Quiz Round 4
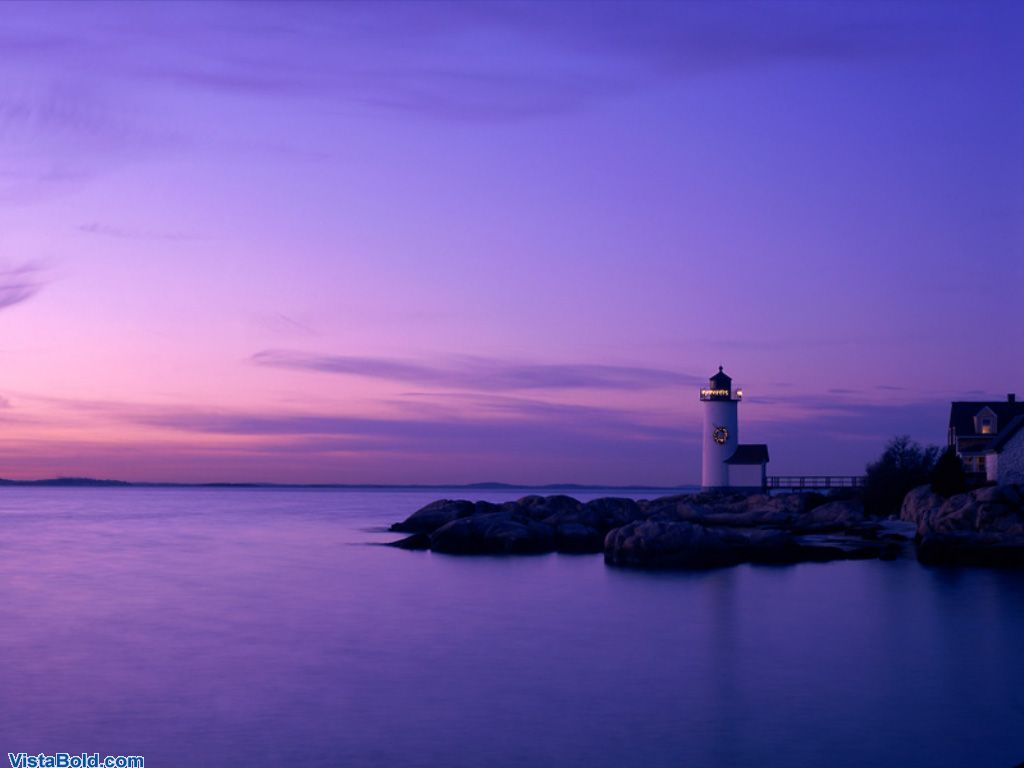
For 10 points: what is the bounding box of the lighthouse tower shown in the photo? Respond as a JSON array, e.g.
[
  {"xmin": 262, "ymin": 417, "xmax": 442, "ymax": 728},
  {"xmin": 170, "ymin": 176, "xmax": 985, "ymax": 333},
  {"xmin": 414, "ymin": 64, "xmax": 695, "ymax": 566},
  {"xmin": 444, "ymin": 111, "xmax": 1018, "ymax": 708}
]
[{"xmin": 700, "ymin": 366, "xmax": 741, "ymax": 489}]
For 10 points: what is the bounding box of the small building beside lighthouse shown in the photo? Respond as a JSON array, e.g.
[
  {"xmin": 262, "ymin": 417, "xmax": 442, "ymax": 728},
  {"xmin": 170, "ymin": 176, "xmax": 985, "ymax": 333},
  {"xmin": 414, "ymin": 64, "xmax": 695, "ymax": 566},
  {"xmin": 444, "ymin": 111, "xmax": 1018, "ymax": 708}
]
[{"xmin": 700, "ymin": 366, "xmax": 769, "ymax": 490}]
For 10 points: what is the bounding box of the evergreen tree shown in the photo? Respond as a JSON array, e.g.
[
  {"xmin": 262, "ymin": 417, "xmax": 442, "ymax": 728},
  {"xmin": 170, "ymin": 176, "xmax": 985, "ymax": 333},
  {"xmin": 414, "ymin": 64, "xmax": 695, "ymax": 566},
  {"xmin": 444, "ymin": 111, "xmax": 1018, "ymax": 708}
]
[{"xmin": 930, "ymin": 447, "xmax": 967, "ymax": 497}]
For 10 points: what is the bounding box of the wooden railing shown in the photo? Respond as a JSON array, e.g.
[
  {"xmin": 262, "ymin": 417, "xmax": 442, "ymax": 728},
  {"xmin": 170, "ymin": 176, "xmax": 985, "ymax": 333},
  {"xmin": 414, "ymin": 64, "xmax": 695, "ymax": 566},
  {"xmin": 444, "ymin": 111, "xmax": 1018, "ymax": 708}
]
[{"xmin": 766, "ymin": 476, "xmax": 865, "ymax": 489}]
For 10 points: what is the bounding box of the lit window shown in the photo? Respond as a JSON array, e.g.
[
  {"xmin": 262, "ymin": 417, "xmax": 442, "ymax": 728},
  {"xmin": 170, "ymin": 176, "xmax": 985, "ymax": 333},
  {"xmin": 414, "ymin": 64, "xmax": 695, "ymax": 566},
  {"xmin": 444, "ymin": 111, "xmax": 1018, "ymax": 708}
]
[{"xmin": 981, "ymin": 419, "xmax": 992, "ymax": 435}]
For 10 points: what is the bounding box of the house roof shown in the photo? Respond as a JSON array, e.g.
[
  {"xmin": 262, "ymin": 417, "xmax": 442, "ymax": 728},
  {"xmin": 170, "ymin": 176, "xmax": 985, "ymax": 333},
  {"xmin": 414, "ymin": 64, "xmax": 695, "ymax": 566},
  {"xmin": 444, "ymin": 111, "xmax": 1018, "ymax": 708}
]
[
  {"xmin": 948, "ymin": 400, "xmax": 1024, "ymax": 435},
  {"xmin": 990, "ymin": 415, "xmax": 1024, "ymax": 452},
  {"xmin": 725, "ymin": 444, "xmax": 769, "ymax": 465}
]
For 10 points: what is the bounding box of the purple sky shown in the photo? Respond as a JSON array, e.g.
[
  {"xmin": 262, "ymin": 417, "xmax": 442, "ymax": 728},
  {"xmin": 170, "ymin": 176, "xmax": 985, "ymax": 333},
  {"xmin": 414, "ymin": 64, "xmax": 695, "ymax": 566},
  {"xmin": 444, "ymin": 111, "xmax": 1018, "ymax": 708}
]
[{"xmin": 0, "ymin": 1, "xmax": 1021, "ymax": 484}]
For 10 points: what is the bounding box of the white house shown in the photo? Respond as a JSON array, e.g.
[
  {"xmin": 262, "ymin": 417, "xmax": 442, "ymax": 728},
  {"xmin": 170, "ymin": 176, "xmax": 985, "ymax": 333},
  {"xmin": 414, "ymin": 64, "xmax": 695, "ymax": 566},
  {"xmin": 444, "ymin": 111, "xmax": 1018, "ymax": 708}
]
[
  {"xmin": 985, "ymin": 415, "xmax": 1024, "ymax": 485},
  {"xmin": 699, "ymin": 366, "xmax": 769, "ymax": 490}
]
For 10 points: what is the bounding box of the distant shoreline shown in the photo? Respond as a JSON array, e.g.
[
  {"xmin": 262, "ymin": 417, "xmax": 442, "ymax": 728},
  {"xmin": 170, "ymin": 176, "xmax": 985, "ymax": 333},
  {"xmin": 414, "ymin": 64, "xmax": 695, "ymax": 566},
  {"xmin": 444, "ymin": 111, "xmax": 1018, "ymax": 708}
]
[{"xmin": 0, "ymin": 478, "xmax": 698, "ymax": 492}]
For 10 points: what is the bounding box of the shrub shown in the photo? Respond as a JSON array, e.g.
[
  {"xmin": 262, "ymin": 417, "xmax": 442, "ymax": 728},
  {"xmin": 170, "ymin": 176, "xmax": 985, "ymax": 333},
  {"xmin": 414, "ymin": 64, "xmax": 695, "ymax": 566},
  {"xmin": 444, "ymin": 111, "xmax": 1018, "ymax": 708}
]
[
  {"xmin": 863, "ymin": 435, "xmax": 939, "ymax": 516},
  {"xmin": 930, "ymin": 447, "xmax": 967, "ymax": 497}
]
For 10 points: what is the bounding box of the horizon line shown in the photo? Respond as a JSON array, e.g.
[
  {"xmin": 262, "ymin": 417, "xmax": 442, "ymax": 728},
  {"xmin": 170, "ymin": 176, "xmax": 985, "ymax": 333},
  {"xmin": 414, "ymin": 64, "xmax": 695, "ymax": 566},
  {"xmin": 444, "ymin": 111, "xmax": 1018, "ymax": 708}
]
[{"xmin": 0, "ymin": 477, "xmax": 699, "ymax": 491}]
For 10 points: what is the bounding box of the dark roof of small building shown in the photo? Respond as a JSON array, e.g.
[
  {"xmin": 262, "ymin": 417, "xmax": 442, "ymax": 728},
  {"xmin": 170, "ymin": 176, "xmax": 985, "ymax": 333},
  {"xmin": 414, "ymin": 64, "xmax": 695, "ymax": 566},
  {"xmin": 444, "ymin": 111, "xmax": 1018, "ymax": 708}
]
[
  {"xmin": 991, "ymin": 415, "xmax": 1024, "ymax": 452},
  {"xmin": 725, "ymin": 444, "xmax": 769, "ymax": 465},
  {"xmin": 709, "ymin": 366, "xmax": 732, "ymax": 389},
  {"xmin": 948, "ymin": 399, "xmax": 1024, "ymax": 435}
]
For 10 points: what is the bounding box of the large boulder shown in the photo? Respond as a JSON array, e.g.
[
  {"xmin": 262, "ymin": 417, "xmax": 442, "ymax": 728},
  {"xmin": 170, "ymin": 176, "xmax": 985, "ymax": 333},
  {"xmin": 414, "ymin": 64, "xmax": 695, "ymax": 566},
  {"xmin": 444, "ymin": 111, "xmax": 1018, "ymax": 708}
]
[
  {"xmin": 603, "ymin": 520, "xmax": 795, "ymax": 569},
  {"xmin": 390, "ymin": 499, "xmax": 477, "ymax": 534},
  {"xmin": 390, "ymin": 494, "xmax": 637, "ymax": 553},
  {"xmin": 638, "ymin": 491, "xmax": 822, "ymax": 524},
  {"xmin": 689, "ymin": 489, "xmax": 762, "ymax": 507},
  {"xmin": 684, "ymin": 505, "xmax": 781, "ymax": 528},
  {"xmin": 904, "ymin": 484, "xmax": 1024, "ymax": 566},
  {"xmin": 579, "ymin": 497, "xmax": 645, "ymax": 528},
  {"xmin": 387, "ymin": 532, "xmax": 431, "ymax": 550},
  {"xmin": 645, "ymin": 500, "xmax": 715, "ymax": 524},
  {"xmin": 739, "ymin": 492, "xmax": 828, "ymax": 518},
  {"xmin": 429, "ymin": 513, "xmax": 555, "ymax": 555},
  {"xmin": 916, "ymin": 485, "xmax": 1024, "ymax": 537},
  {"xmin": 538, "ymin": 496, "xmax": 644, "ymax": 530},
  {"xmin": 642, "ymin": 493, "xmax": 725, "ymax": 520},
  {"xmin": 793, "ymin": 500, "xmax": 867, "ymax": 533},
  {"xmin": 604, "ymin": 520, "xmax": 744, "ymax": 569},
  {"xmin": 650, "ymin": 494, "xmax": 860, "ymax": 533},
  {"xmin": 793, "ymin": 533, "xmax": 903, "ymax": 562},
  {"xmin": 900, "ymin": 485, "xmax": 944, "ymax": 527},
  {"xmin": 514, "ymin": 494, "xmax": 583, "ymax": 522}
]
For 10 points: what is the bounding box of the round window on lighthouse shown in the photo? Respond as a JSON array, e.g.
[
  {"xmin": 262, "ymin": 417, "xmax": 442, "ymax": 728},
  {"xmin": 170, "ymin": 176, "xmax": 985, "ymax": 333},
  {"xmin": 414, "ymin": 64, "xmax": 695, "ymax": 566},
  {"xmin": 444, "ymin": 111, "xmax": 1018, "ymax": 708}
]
[{"xmin": 713, "ymin": 426, "xmax": 729, "ymax": 445}]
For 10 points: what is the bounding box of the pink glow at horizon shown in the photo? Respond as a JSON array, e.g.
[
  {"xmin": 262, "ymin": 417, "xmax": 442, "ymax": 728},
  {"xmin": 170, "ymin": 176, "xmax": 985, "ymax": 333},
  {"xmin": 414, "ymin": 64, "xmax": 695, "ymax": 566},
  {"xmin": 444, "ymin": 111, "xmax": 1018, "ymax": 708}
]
[{"xmin": 0, "ymin": 1, "xmax": 1021, "ymax": 484}]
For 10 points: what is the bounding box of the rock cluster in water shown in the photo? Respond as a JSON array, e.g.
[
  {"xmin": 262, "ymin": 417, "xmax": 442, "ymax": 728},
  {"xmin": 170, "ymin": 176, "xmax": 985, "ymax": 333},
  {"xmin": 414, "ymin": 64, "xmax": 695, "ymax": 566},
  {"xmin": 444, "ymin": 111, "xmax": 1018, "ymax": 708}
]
[
  {"xmin": 900, "ymin": 484, "xmax": 1024, "ymax": 566},
  {"xmin": 389, "ymin": 491, "xmax": 915, "ymax": 569}
]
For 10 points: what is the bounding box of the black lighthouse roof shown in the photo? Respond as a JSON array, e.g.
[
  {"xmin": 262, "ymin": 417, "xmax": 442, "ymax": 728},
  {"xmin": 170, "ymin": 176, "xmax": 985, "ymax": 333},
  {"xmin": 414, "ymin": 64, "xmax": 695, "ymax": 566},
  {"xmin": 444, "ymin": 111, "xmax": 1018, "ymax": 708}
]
[{"xmin": 709, "ymin": 366, "xmax": 732, "ymax": 389}]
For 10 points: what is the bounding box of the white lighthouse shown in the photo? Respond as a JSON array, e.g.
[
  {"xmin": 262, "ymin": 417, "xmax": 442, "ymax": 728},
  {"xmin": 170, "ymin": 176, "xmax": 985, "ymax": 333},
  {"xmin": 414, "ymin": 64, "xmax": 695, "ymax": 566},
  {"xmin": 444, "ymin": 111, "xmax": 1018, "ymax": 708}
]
[
  {"xmin": 701, "ymin": 366, "xmax": 740, "ymax": 488},
  {"xmin": 699, "ymin": 366, "xmax": 770, "ymax": 490}
]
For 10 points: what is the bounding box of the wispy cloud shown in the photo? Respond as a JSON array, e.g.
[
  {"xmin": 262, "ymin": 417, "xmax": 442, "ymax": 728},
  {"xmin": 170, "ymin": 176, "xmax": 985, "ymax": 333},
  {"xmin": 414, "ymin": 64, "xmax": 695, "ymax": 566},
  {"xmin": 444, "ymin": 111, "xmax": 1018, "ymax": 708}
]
[
  {"xmin": 24, "ymin": 388, "xmax": 688, "ymax": 443},
  {"xmin": 129, "ymin": 406, "xmax": 683, "ymax": 446},
  {"xmin": 8, "ymin": 391, "xmax": 694, "ymax": 483},
  {"xmin": 143, "ymin": 2, "xmax": 921, "ymax": 124},
  {"xmin": 0, "ymin": 265, "xmax": 45, "ymax": 311},
  {"xmin": 251, "ymin": 349, "xmax": 701, "ymax": 391},
  {"xmin": 269, "ymin": 313, "xmax": 317, "ymax": 336},
  {"xmin": 743, "ymin": 391, "xmax": 949, "ymax": 441},
  {"xmin": 0, "ymin": 0, "xmax": 964, "ymax": 213},
  {"xmin": 9, "ymin": 385, "xmax": 952, "ymax": 481},
  {"xmin": 0, "ymin": 2, "xmax": 933, "ymax": 134},
  {"xmin": 77, "ymin": 222, "xmax": 202, "ymax": 241}
]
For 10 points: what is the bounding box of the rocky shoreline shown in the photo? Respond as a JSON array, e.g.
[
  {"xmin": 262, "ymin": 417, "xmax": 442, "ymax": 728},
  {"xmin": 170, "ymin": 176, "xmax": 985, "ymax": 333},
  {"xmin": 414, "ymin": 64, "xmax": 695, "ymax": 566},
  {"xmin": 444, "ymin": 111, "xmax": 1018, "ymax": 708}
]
[
  {"xmin": 899, "ymin": 483, "xmax": 1024, "ymax": 566},
  {"xmin": 389, "ymin": 491, "xmax": 915, "ymax": 568},
  {"xmin": 388, "ymin": 484, "xmax": 1024, "ymax": 569}
]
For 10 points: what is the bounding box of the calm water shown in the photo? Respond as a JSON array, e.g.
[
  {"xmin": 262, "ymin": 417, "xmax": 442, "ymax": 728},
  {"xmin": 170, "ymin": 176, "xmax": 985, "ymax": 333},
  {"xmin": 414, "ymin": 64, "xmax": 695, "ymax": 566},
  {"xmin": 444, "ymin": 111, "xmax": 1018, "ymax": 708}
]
[{"xmin": 0, "ymin": 487, "xmax": 1022, "ymax": 767}]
